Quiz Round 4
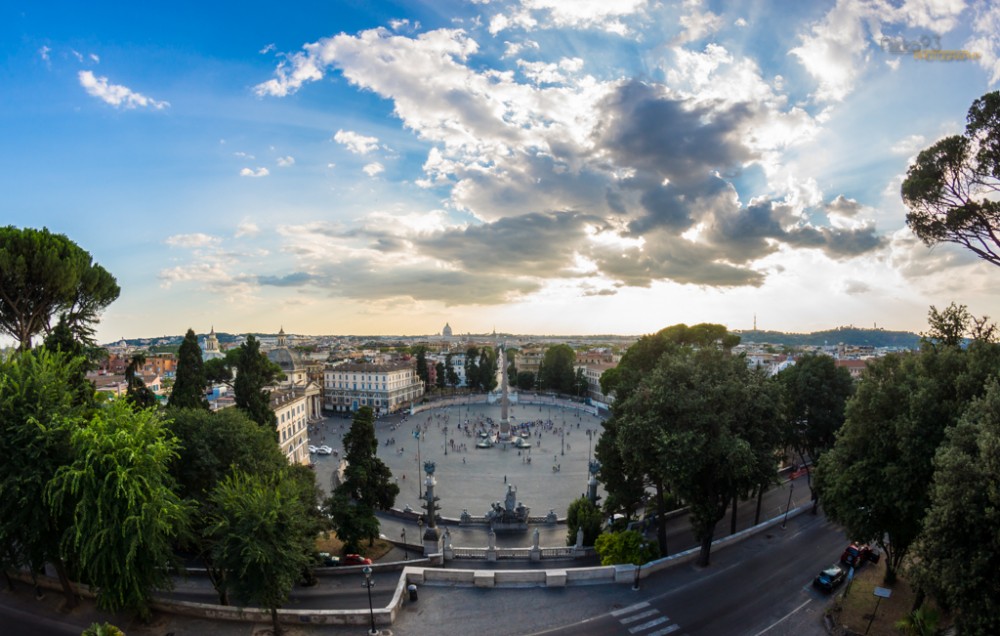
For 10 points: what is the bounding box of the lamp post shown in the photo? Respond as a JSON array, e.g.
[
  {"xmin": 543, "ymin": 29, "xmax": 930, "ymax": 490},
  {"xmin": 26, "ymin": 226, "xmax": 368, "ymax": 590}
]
[
  {"xmin": 782, "ymin": 482, "xmax": 794, "ymax": 529},
  {"xmin": 401, "ymin": 527, "xmax": 407, "ymax": 560},
  {"xmin": 362, "ymin": 565, "xmax": 377, "ymax": 635},
  {"xmin": 561, "ymin": 426, "xmax": 565, "ymax": 456},
  {"xmin": 633, "ymin": 542, "xmax": 647, "ymax": 591},
  {"xmin": 417, "ymin": 516, "xmax": 424, "ymax": 556}
]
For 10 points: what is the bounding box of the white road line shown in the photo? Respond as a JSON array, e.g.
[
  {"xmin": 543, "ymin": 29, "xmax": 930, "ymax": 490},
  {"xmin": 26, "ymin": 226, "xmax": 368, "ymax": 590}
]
[
  {"xmin": 620, "ymin": 609, "xmax": 660, "ymax": 624},
  {"xmin": 630, "ymin": 616, "xmax": 669, "ymax": 633},
  {"xmin": 752, "ymin": 598, "xmax": 812, "ymax": 636},
  {"xmin": 611, "ymin": 602, "xmax": 650, "ymax": 617},
  {"xmin": 647, "ymin": 625, "xmax": 681, "ymax": 636}
]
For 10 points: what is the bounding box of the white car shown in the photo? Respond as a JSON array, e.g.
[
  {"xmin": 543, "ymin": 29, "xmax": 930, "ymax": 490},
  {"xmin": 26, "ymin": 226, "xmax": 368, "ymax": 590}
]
[
  {"xmin": 308, "ymin": 445, "xmax": 318, "ymax": 454},
  {"xmin": 317, "ymin": 445, "xmax": 333, "ymax": 455}
]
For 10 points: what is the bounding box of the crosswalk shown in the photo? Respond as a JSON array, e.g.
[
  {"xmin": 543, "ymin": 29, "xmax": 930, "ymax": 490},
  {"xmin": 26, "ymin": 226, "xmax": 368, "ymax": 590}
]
[{"xmin": 610, "ymin": 601, "xmax": 684, "ymax": 635}]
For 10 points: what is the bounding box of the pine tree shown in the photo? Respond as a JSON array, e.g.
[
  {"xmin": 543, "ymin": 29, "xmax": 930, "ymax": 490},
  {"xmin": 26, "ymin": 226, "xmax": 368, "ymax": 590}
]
[
  {"xmin": 234, "ymin": 335, "xmax": 277, "ymax": 428},
  {"xmin": 171, "ymin": 328, "xmax": 209, "ymax": 409}
]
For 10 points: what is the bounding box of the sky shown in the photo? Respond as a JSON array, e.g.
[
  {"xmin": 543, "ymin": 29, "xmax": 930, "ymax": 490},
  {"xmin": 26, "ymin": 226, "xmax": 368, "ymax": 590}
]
[{"xmin": 3, "ymin": 0, "xmax": 1000, "ymax": 343}]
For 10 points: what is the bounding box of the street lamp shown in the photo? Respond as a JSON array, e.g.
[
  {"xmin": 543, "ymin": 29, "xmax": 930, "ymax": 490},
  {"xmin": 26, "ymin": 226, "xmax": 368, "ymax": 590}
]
[
  {"xmin": 401, "ymin": 527, "xmax": 407, "ymax": 560},
  {"xmin": 417, "ymin": 516, "xmax": 424, "ymax": 555},
  {"xmin": 633, "ymin": 542, "xmax": 648, "ymax": 591},
  {"xmin": 362, "ymin": 565, "xmax": 377, "ymax": 635},
  {"xmin": 561, "ymin": 426, "xmax": 565, "ymax": 456},
  {"xmin": 782, "ymin": 482, "xmax": 794, "ymax": 529}
]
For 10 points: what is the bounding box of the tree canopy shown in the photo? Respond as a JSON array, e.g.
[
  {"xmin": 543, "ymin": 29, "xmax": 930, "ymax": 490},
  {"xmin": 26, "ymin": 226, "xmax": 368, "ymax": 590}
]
[
  {"xmin": 0, "ymin": 226, "xmax": 119, "ymax": 350},
  {"xmin": 234, "ymin": 335, "xmax": 279, "ymax": 428},
  {"xmin": 538, "ymin": 344, "xmax": 576, "ymax": 394},
  {"xmin": 902, "ymin": 91, "xmax": 1000, "ymax": 268},
  {"xmin": 171, "ymin": 328, "xmax": 209, "ymax": 409},
  {"xmin": 911, "ymin": 379, "xmax": 1000, "ymax": 635}
]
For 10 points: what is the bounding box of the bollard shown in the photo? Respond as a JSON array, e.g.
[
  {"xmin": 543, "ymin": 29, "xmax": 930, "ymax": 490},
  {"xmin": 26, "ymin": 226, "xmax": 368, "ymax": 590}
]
[{"xmin": 408, "ymin": 584, "xmax": 418, "ymax": 601}]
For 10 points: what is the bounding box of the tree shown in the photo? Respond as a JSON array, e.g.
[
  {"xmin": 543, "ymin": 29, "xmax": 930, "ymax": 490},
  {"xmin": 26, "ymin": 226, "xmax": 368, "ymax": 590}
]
[
  {"xmin": 43, "ymin": 315, "xmax": 101, "ymax": 407},
  {"xmin": 125, "ymin": 352, "xmax": 157, "ymax": 409},
  {"xmin": 902, "ymin": 91, "xmax": 1000, "ymax": 268},
  {"xmin": 574, "ymin": 367, "xmax": 589, "ymax": 397},
  {"xmin": 465, "ymin": 347, "xmax": 480, "ymax": 390},
  {"xmin": 516, "ymin": 370, "xmax": 536, "ymax": 391},
  {"xmin": 435, "ymin": 361, "xmax": 446, "ymax": 389},
  {"xmin": 910, "ymin": 379, "xmax": 1000, "ymax": 635},
  {"xmin": 46, "ymin": 400, "xmax": 191, "ymax": 619},
  {"xmin": 776, "ymin": 353, "xmax": 854, "ymax": 511},
  {"xmin": 445, "ymin": 353, "xmax": 459, "ymax": 388},
  {"xmin": 234, "ymin": 335, "xmax": 278, "ymax": 428},
  {"xmin": 415, "ymin": 347, "xmax": 429, "ymax": 385},
  {"xmin": 817, "ymin": 333, "xmax": 1000, "ymax": 583},
  {"xmin": 615, "ymin": 346, "xmax": 782, "ymax": 565},
  {"xmin": 0, "ymin": 348, "xmax": 85, "ymax": 608},
  {"xmin": 171, "ymin": 328, "xmax": 209, "ymax": 409},
  {"xmin": 477, "ymin": 347, "xmax": 498, "ymax": 392},
  {"xmin": 538, "ymin": 344, "xmax": 575, "ymax": 393},
  {"xmin": 329, "ymin": 407, "xmax": 399, "ymax": 547},
  {"xmin": 565, "ymin": 497, "xmax": 603, "ymax": 546},
  {"xmin": 594, "ymin": 530, "xmax": 659, "ymax": 566},
  {"xmin": 0, "ymin": 226, "xmax": 120, "ymax": 350},
  {"xmin": 207, "ymin": 470, "xmax": 314, "ymax": 636}
]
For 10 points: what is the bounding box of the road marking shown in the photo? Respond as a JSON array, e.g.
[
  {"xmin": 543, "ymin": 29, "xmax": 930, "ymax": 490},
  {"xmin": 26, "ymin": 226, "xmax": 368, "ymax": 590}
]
[
  {"xmin": 752, "ymin": 597, "xmax": 812, "ymax": 636},
  {"xmin": 611, "ymin": 602, "xmax": 650, "ymax": 617},
  {"xmin": 620, "ymin": 609, "xmax": 660, "ymax": 624},
  {"xmin": 630, "ymin": 616, "xmax": 669, "ymax": 633},
  {"xmin": 647, "ymin": 626, "xmax": 681, "ymax": 636}
]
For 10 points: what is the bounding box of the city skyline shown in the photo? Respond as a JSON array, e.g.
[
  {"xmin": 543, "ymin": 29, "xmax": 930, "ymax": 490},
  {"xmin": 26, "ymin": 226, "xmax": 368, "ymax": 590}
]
[{"xmin": 3, "ymin": 1, "xmax": 999, "ymax": 344}]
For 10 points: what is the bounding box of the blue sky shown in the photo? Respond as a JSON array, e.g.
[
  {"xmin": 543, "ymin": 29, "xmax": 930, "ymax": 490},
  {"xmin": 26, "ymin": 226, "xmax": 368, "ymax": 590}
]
[{"xmin": 3, "ymin": 0, "xmax": 999, "ymax": 343}]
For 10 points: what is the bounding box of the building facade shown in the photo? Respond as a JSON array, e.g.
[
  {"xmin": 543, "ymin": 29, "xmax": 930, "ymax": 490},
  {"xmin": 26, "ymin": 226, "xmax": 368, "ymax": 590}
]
[
  {"xmin": 323, "ymin": 361, "xmax": 424, "ymax": 414},
  {"xmin": 272, "ymin": 388, "xmax": 311, "ymax": 466}
]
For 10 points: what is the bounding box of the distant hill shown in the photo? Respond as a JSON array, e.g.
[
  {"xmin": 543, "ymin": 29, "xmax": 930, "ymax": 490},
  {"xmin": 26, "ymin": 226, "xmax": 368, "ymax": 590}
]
[{"xmin": 734, "ymin": 327, "xmax": 920, "ymax": 349}]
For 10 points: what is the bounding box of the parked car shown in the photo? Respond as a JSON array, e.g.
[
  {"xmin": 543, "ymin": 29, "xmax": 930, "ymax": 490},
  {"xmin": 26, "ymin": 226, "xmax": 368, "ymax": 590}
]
[
  {"xmin": 341, "ymin": 554, "xmax": 372, "ymax": 566},
  {"xmin": 308, "ymin": 445, "xmax": 318, "ymax": 454},
  {"xmin": 317, "ymin": 552, "xmax": 340, "ymax": 567},
  {"xmin": 813, "ymin": 564, "xmax": 846, "ymax": 592},
  {"xmin": 840, "ymin": 543, "xmax": 879, "ymax": 568},
  {"xmin": 316, "ymin": 445, "xmax": 333, "ymax": 455}
]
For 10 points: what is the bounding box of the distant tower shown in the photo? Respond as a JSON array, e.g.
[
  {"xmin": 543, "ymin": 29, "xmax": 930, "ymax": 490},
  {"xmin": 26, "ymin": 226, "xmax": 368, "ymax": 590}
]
[
  {"xmin": 204, "ymin": 326, "xmax": 219, "ymax": 354},
  {"xmin": 442, "ymin": 322, "xmax": 453, "ymax": 338},
  {"xmin": 753, "ymin": 314, "xmax": 757, "ymax": 331},
  {"xmin": 277, "ymin": 326, "xmax": 287, "ymax": 347}
]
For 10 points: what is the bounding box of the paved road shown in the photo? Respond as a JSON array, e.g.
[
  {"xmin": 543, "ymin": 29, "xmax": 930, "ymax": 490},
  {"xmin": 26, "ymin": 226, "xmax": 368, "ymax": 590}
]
[{"xmin": 391, "ymin": 511, "xmax": 845, "ymax": 636}]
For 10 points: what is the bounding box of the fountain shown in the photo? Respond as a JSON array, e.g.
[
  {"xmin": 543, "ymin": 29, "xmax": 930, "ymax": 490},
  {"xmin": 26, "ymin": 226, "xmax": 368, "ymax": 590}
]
[{"xmin": 484, "ymin": 484, "xmax": 530, "ymax": 532}]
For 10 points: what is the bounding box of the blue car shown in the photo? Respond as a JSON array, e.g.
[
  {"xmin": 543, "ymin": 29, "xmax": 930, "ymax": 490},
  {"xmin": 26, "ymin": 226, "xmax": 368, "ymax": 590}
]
[{"xmin": 813, "ymin": 564, "xmax": 846, "ymax": 592}]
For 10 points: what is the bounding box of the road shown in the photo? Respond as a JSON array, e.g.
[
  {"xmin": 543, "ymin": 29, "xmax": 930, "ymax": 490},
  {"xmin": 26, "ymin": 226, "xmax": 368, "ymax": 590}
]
[{"xmin": 392, "ymin": 510, "xmax": 845, "ymax": 636}]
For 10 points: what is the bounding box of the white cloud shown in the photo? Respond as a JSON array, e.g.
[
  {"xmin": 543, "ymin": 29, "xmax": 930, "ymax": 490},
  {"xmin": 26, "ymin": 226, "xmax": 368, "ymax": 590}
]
[
  {"xmin": 39, "ymin": 46, "xmax": 51, "ymax": 65},
  {"xmin": 260, "ymin": 43, "xmax": 276, "ymax": 54},
  {"xmin": 965, "ymin": 0, "xmax": 1000, "ymax": 84},
  {"xmin": 72, "ymin": 50, "xmax": 83, "ymax": 62},
  {"xmin": 165, "ymin": 233, "xmax": 220, "ymax": 248},
  {"xmin": 90, "ymin": 53, "xmax": 100, "ymax": 63},
  {"xmin": 789, "ymin": 0, "xmax": 872, "ymax": 102},
  {"xmin": 276, "ymin": 155, "xmax": 295, "ymax": 167},
  {"xmin": 333, "ymin": 129, "xmax": 380, "ymax": 154},
  {"xmin": 236, "ymin": 221, "xmax": 260, "ymax": 237},
  {"xmin": 504, "ymin": 0, "xmax": 649, "ymax": 35},
  {"xmin": 233, "ymin": 151, "xmax": 255, "ymax": 159},
  {"xmin": 890, "ymin": 133, "xmax": 927, "ymax": 155},
  {"xmin": 240, "ymin": 167, "xmax": 270, "ymax": 177},
  {"xmin": 78, "ymin": 70, "xmax": 169, "ymax": 109},
  {"xmin": 674, "ymin": 0, "xmax": 725, "ymax": 45},
  {"xmin": 363, "ymin": 162, "xmax": 385, "ymax": 177}
]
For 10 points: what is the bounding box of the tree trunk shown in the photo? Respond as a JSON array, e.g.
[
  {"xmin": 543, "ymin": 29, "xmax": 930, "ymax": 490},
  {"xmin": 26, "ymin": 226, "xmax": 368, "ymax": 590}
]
[
  {"xmin": 697, "ymin": 533, "xmax": 713, "ymax": 567},
  {"xmin": 729, "ymin": 494, "xmax": 738, "ymax": 535},
  {"xmin": 654, "ymin": 481, "xmax": 668, "ymax": 556},
  {"xmin": 52, "ymin": 558, "xmax": 78, "ymax": 610},
  {"xmin": 754, "ymin": 485, "xmax": 764, "ymax": 526},
  {"xmin": 797, "ymin": 451, "xmax": 820, "ymax": 515},
  {"xmin": 271, "ymin": 606, "xmax": 283, "ymax": 636},
  {"xmin": 912, "ymin": 587, "xmax": 925, "ymax": 613}
]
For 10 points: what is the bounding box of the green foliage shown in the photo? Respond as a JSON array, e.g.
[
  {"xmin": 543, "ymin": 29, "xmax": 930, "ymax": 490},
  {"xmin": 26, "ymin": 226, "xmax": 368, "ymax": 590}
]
[
  {"xmin": 42, "ymin": 316, "xmax": 100, "ymax": 406},
  {"xmin": 337, "ymin": 407, "xmax": 399, "ymax": 510},
  {"xmin": 171, "ymin": 328, "xmax": 209, "ymax": 409},
  {"xmin": 206, "ymin": 470, "xmax": 314, "ymax": 634},
  {"xmin": 81, "ymin": 623, "xmax": 125, "ymax": 636},
  {"xmin": 234, "ymin": 335, "xmax": 278, "ymax": 428},
  {"xmin": 538, "ymin": 344, "xmax": 576, "ymax": 394},
  {"xmin": 164, "ymin": 406, "xmax": 287, "ymax": 500},
  {"xmin": 922, "ymin": 302, "xmax": 997, "ymax": 347},
  {"xmin": 910, "ymin": 380, "xmax": 1000, "ymax": 635},
  {"xmin": 902, "ymin": 91, "xmax": 1000, "ymax": 268},
  {"xmin": 895, "ymin": 607, "xmax": 940, "ymax": 636},
  {"xmin": 0, "ymin": 226, "xmax": 119, "ymax": 350},
  {"xmin": 594, "ymin": 530, "xmax": 659, "ymax": 566},
  {"xmin": 478, "ymin": 347, "xmax": 498, "ymax": 391},
  {"xmin": 435, "ymin": 361, "xmax": 446, "ymax": 389},
  {"xmin": 46, "ymin": 400, "xmax": 191, "ymax": 619},
  {"xmin": 465, "ymin": 347, "xmax": 479, "ymax": 389},
  {"xmin": 777, "ymin": 353, "xmax": 854, "ymax": 466},
  {"xmin": 445, "ymin": 353, "xmax": 459, "ymax": 387},
  {"xmin": 565, "ymin": 497, "xmax": 603, "ymax": 546},
  {"xmin": 0, "ymin": 349, "xmax": 83, "ymax": 599},
  {"xmin": 516, "ymin": 370, "xmax": 536, "ymax": 390},
  {"xmin": 415, "ymin": 347, "xmax": 428, "ymax": 383},
  {"xmin": 817, "ymin": 336, "xmax": 1000, "ymax": 584},
  {"xmin": 124, "ymin": 352, "xmax": 157, "ymax": 409}
]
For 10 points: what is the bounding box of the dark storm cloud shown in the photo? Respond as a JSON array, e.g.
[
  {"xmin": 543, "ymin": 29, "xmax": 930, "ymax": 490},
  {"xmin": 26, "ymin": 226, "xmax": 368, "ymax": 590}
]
[
  {"xmin": 257, "ymin": 272, "xmax": 316, "ymax": 287},
  {"xmin": 415, "ymin": 210, "xmax": 599, "ymax": 274},
  {"xmin": 594, "ymin": 80, "xmax": 756, "ymax": 180}
]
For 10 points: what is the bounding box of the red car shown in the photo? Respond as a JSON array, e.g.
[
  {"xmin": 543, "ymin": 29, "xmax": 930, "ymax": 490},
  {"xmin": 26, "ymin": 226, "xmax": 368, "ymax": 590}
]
[
  {"xmin": 840, "ymin": 543, "xmax": 879, "ymax": 568},
  {"xmin": 341, "ymin": 553, "xmax": 373, "ymax": 566}
]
